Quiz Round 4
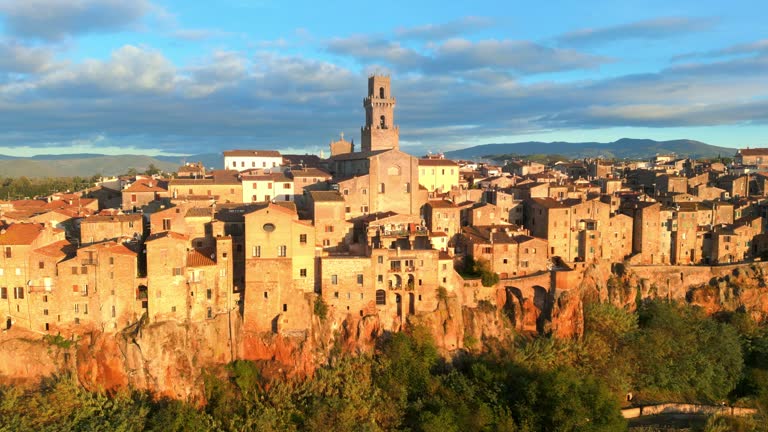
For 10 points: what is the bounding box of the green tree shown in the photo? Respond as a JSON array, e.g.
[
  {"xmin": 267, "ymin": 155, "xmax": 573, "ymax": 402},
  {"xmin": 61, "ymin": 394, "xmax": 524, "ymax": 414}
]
[{"xmin": 632, "ymin": 300, "xmax": 743, "ymax": 402}]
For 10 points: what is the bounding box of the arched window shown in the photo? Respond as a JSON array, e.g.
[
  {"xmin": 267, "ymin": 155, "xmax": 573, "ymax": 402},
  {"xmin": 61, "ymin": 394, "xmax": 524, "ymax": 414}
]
[
  {"xmin": 376, "ymin": 289, "xmax": 386, "ymax": 305},
  {"xmin": 380, "ymin": 115, "xmax": 386, "ymax": 129},
  {"xmin": 379, "ymin": 87, "xmax": 385, "ymax": 98}
]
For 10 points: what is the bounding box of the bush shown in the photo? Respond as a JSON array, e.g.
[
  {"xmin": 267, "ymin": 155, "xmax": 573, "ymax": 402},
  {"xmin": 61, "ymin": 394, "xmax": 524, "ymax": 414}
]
[{"xmin": 314, "ymin": 296, "xmax": 328, "ymax": 321}]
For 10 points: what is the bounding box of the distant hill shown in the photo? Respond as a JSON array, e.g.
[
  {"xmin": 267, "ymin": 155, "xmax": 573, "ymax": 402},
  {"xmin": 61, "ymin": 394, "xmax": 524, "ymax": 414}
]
[
  {"xmin": 0, "ymin": 153, "xmax": 226, "ymax": 178},
  {"xmin": 443, "ymin": 138, "xmax": 737, "ymax": 161},
  {"xmin": 0, "ymin": 155, "xmax": 179, "ymax": 178}
]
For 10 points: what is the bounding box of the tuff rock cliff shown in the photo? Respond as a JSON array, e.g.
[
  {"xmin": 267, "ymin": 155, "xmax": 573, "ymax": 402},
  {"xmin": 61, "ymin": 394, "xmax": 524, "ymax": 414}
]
[{"xmin": 3, "ymin": 261, "xmax": 768, "ymax": 399}]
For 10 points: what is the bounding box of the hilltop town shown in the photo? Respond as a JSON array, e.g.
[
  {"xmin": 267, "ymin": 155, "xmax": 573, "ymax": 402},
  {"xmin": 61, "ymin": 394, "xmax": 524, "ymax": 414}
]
[{"xmin": 2, "ymin": 76, "xmax": 768, "ymax": 377}]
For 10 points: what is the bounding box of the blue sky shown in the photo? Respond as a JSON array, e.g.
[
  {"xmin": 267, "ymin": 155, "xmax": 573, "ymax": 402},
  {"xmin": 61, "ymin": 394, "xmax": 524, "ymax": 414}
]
[{"xmin": 0, "ymin": 0, "xmax": 765, "ymax": 156}]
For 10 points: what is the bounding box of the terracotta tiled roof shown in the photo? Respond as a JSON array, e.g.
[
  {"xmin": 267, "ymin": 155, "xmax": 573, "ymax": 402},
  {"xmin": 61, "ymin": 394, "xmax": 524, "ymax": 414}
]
[
  {"xmin": 11, "ymin": 199, "xmax": 47, "ymax": 208},
  {"xmin": 290, "ymin": 167, "xmax": 331, "ymax": 178},
  {"xmin": 0, "ymin": 223, "xmax": 44, "ymax": 245},
  {"xmin": 81, "ymin": 214, "xmax": 142, "ymax": 224},
  {"xmin": 33, "ymin": 240, "xmax": 76, "ymax": 259},
  {"xmin": 309, "ymin": 191, "xmax": 344, "ymax": 202},
  {"xmin": 739, "ymin": 148, "xmax": 768, "ymax": 156},
  {"xmin": 186, "ymin": 207, "xmax": 213, "ymax": 218},
  {"xmin": 427, "ymin": 200, "xmax": 457, "ymax": 209},
  {"xmin": 224, "ymin": 150, "xmax": 281, "ymax": 157},
  {"xmin": 187, "ymin": 248, "xmax": 216, "ymax": 267},
  {"xmin": 170, "ymin": 178, "xmax": 215, "ymax": 185},
  {"xmin": 124, "ymin": 179, "xmax": 168, "ymax": 193},
  {"xmin": 282, "ymin": 154, "xmax": 323, "ymax": 168}
]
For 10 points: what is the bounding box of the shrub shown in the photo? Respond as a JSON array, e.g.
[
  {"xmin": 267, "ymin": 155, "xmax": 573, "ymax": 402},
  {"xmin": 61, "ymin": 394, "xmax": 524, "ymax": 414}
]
[{"xmin": 314, "ymin": 296, "xmax": 328, "ymax": 321}]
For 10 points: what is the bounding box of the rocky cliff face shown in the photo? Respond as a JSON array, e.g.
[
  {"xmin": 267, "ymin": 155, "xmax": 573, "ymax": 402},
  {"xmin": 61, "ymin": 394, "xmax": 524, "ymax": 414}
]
[{"xmin": 4, "ymin": 261, "xmax": 768, "ymax": 399}]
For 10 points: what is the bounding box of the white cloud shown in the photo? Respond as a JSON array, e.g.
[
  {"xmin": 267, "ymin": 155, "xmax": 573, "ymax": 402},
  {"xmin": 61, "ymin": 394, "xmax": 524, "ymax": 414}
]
[
  {"xmin": 558, "ymin": 16, "xmax": 718, "ymax": 46},
  {"xmin": 41, "ymin": 45, "xmax": 176, "ymax": 94}
]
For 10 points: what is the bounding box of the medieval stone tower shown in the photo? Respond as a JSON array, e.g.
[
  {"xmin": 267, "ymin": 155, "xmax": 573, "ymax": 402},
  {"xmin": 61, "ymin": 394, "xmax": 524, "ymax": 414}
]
[{"xmin": 361, "ymin": 75, "xmax": 399, "ymax": 153}]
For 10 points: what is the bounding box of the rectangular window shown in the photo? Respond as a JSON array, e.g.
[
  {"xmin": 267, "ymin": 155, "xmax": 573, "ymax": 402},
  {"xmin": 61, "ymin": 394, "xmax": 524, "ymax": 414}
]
[
  {"xmin": 44, "ymin": 309, "xmax": 49, "ymax": 316},
  {"xmin": 357, "ymin": 274, "xmax": 363, "ymax": 284},
  {"xmin": 38, "ymin": 261, "xmax": 45, "ymax": 269},
  {"xmin": 173, "ymin": 268, "xmax": 182, "ymax": 276},
  {"xmin": 4, "ymin": 247, "xmax": 10, "ymax": 258},
  {"xmin": 71, "ymin": 267, "xmax": 78, "ymax": 275},
  {"xmin": 322, "ymin": 239, "xmax": 331, "ymax": 246},
  {"xmin": 278, "ymin": 245, "xmax": 287, "ymax": 257},
  {"xmin": 162, "ymin": 219, "xmax": 171, "ymax": 230},
  {"xmin": 300, "ymin": 268, "xmax": 307, "ymax": 277},
  {"xmin": 299, "ymin": 234, "xmax": 307, "ymax": 244},
  {"xmin": 109, "ymin": 257, "xmax": 114, "ymax": 265},
  {"xmin": 331, "ymin": 275, "xmax": 338, "ymax": 285},
  {"xmin": 284, "ymin": 183, "xmax": 290, "ymax": 189},
  {"xmin": 111, "ymin": 305, "xmax": 116, "ymax": 318},
  {"xmin": 206, "ymin": 289, "xmax": 212, "ymax": 299},
  {"xmin": 377, "ymin": 256, "xmax": 384, "ymax": 264},
  {"xmin": 377, "ymin": 275, "xmax": 383, "ymax": 283},
  {"xmin": 252, "ymin": 246, "xmax": 261, "ymax": 257},
  {"xmin": 325, "ymin": 225, "xmax": 334, "ymax": 233},
  {"xmin": 81, "ymin": 266, "xmax": 88, "ymax": 275}
]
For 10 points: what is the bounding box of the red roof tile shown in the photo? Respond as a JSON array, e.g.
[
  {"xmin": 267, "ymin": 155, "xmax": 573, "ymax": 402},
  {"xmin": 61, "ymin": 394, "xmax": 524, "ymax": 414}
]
[{"xmin": 0, "ymin": 223, "xmax": 44, "ymax": 245}]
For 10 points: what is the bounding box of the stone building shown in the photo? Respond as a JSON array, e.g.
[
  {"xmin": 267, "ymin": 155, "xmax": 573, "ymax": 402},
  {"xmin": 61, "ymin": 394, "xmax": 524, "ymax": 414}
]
[
  {"xmin": 459, "ymin": 225, "xmax": 547, "ymax": 278},
  {"xmin": 424, "ymin": 200, "xmax": 461, "ymax": 243},
  {"xmin": 418, "ymin": 159, "xmax": 460, "ymax": 193},
  {"xmin": 80, "ymin": 213, "xmax": 144, "ymax": 245},
  {"xmin": 328, "ymin": 75, "xmax": 429, "ymax": 220},
  {"xmin": 144, "ymin": 231, "xmax": 233, "ymax": 323},
  {"xmin": 122, "ymin": 178, "xmax": 168, "ymax": 211},
  {"xmin": 1, "ymin": 223, "xmax": 67, "ymax": 329},
  {"xmin": 224, "ymin": 150, "xmax": 283, "ymax": 172},
  {"xmin": 169, "ymin": 171, "xmax": 242, "ymax": 204},
  {"xmin": 241, "ymin": 172, "xmax": 294, "ymax": 203},
  {"xmin": 308, "ymin": 191, "xmax": 353, "ymax": 253},
  {"xmin": 735, "ymin": 148, "xmax": 768, "ymax": 169},
  {"xmin": 242, "ymin": 203, "xmax": 315, "ymax": 334}
]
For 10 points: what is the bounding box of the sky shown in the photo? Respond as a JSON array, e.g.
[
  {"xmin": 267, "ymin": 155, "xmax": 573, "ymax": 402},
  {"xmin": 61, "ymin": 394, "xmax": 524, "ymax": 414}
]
[{"xmin": 0, "ymin": 0, "xmax": 766, "ymax": 157}]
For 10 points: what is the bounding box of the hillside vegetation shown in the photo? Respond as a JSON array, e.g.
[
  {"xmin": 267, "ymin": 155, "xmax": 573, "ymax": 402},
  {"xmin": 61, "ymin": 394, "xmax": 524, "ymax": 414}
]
[{"xmin": 2, "ymin": 299, "xmax": 767, "ymax": 431}]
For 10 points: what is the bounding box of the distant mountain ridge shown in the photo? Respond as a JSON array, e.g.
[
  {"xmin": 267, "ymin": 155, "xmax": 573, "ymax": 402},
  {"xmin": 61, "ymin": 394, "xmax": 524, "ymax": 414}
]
[{"xmin": 443, "ymin": 138, "xmax": 738, "ymax": 161}]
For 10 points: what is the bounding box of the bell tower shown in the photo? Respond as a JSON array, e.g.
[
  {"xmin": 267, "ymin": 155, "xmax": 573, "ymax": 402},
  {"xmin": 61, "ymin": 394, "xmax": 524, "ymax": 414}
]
[{"xmin": 361, "ymin": 75, "xmax": 399, "ymax": 153}]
